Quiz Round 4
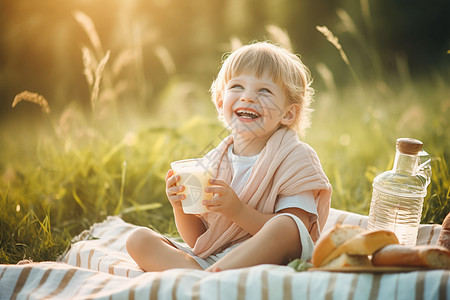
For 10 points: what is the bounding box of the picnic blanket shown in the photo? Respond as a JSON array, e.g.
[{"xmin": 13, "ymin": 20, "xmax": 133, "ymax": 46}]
[{"xmin": 1, "ymin": 208, "xmax": 448, "ymax": 299}]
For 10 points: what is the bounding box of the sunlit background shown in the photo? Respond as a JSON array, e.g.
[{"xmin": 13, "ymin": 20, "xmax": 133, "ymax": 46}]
[
  {"xmin": 1, "ymin": 0, "xmax": 448, "ymax": 116},
  {"xmin": 0, "ymin": 0, "xmax": 449, "ymax": 263}
]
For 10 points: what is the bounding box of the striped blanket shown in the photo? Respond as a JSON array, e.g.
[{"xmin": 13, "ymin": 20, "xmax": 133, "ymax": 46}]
[{"xmin": 1, "ymin": 209, "xmax": 448, "ymax": 299}]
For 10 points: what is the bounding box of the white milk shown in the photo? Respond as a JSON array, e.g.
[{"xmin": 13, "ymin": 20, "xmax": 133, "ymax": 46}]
[{"xmin": 171, "ymin": 159, "xmax": 213, "ymax": 214}]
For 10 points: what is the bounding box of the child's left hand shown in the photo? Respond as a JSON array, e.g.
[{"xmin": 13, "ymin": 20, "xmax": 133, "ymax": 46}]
[{"xmin": 203, "ymin": 179, "xmax": 244, "ymax": 218}]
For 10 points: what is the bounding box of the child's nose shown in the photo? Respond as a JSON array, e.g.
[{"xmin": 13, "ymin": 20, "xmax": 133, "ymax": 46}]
[{"xmin": 240, "ymin": 92, "xmax": 257, "ymax": 103}]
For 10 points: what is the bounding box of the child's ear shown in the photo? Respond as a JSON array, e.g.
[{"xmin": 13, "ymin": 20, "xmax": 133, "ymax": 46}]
[
  {"xmin": 216, "ymin": 98, "xmax": 224, "ymax": 115},
  {"xmin": 281, "ymin": 104, "xmax": 300, "ymax": 126}
]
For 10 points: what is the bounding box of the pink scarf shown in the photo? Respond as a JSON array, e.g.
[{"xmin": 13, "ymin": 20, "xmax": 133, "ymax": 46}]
[{"xmin": 192, "ymin": 127, "xmax": 332, "ymax": 258}]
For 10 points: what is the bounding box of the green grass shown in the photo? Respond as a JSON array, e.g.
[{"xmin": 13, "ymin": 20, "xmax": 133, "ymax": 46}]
[{"xmin": 1, "ymin": 76, "xmax": 448, "ymax": 264}]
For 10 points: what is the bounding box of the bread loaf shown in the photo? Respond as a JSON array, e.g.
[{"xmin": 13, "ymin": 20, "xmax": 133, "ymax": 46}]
[
  {"xmin": 324, "ymin": 253, "xmax": 371, "ymax": 268},
  {"xmin": 312, "ymin": 224, "xmax": 365, "ymax": 267},
  {"xmin": 320, "ymin": 230, "xmax": 399, "ymax": 267},
  {"xmin": 313, "ymin": 222, "xmax": 450, "ymax": 270},
  {"xmin": 372, "ymin": 244, "xmax": 450, "ymax": 269},
  {"xmin": 438, "ymin": 212, "xmax": 450, "ymax": 250}
]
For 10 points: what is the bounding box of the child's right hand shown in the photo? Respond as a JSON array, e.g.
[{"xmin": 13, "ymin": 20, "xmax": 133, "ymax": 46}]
[{"xmin": 165, "ymin": 169, "xmax": 185, "ymax": 209}]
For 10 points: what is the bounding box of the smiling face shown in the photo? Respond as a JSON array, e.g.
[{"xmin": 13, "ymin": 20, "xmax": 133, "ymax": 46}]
[
  {"xmin": 217, "ymin": 71, "xmax": 299, "ymax": 154},
  {"xmin": 213, "ymin": 45, "xmax": 296, "ymax": 135},
  {"xmin": 211, "ymin": 42, "xmax": 314, "ymax": 140}
]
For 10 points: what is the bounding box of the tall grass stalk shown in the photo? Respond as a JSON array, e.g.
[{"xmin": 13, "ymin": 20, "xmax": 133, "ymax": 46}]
[
  {"xmin": 11, "ymin": 91, "xmax": 51, "ymax": 114},
  {"xmin": 75, "ymin": 10, "xmax": 116, "ymax": 118},
  {"xmin": 315, "ymin": 25, "xmax": 363, "ymax": 91},
  {"xmin": 115, "ymin": 161, "xmax": 127, "ymax": 215}
]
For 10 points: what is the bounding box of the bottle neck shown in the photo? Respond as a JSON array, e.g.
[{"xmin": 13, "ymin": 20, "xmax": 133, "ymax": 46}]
[{"xmin": 393, "ymin": 151, "xmax": 419, "ymax": 175}]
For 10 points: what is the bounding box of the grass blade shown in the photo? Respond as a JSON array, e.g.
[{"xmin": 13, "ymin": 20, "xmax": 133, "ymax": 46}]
[{"xmin": 115, "ymin": 161, "xmax": 127, "ymax": 215}]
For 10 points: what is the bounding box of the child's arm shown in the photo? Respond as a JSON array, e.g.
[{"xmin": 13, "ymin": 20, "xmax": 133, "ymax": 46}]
[
  {"xmin": 204, "ymin": 179, "xmax": 310, "ymax": 235},
  {"xmin": 166, "ymin": 170, "xmax": 207, "ymax": 247}
]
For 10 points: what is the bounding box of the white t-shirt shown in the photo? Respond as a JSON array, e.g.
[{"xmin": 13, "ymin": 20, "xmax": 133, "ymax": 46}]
[{"xmin": 227, "ymin": 145, "xmax": 318, "ymax": 220}]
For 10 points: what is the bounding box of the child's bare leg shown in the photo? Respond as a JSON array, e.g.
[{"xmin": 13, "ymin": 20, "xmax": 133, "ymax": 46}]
[
  {"xmin": 207, "ymin": 216, "xmax": 301, "ymax": 271},
  {"xmin": 126, "ymin": 227, "xmax": 203, "ymax": 272}
]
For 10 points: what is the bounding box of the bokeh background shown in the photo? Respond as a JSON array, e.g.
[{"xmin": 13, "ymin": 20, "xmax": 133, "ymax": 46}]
[
  {"xmin": 0, "ymin": 0, "xmax": 449, "ymax": 263},
  {"xmin": 1, "ymin": 0, "xmax": 449, "ymax": 116}
]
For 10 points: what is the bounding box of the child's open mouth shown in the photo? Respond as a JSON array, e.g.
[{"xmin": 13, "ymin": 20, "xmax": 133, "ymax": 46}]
[{"xmin": 235, "ymin": 108, "xmax": 261, "ymax": 120}]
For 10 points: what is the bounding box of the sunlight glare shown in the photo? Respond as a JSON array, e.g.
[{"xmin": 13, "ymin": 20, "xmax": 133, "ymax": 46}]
[{"xmin": 339, "ymin": 134, "xmax": 351, "ymax": 146}]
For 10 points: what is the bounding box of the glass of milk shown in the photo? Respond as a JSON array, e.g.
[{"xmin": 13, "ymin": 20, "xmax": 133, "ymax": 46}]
[{"xmin": 170, "ymin": 158, "xmax": 213, "ymax": 214}]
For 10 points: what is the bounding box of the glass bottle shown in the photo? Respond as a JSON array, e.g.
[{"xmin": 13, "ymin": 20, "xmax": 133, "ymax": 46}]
[{"xmin": 367, "ymin": 138, "xmax": 431, "ymax": 245}]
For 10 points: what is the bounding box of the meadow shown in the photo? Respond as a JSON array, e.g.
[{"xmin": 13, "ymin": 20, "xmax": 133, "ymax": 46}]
[{"xmin": 0, "ymin": 10, "xmax": 449, "ymax": 264}]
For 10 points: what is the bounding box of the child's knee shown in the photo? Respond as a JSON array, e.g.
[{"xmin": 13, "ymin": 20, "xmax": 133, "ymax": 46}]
[
  {"xmin": 126, "ymin": 227, "xmax": 159, "ymax": 255},
  {"xmin": 265, "ymin": 215, "xmax": 298, "ymax": 235},
  {"xmin": 264, "ymin": 216, "xmax": 301, "ymax": 246}
]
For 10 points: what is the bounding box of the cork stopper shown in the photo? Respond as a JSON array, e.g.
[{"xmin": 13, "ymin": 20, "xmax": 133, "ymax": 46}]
[{"xmin": 396, "ymin": 138, "xmax": 423, "ymax": 155}]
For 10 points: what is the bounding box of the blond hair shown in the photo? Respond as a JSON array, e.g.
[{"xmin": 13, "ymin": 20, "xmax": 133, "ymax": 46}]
[{"xmin": 210, "ymin": 41, "xmax": 314, "ymax": 137}]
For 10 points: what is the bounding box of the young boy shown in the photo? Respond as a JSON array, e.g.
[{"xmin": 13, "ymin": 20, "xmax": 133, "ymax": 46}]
[{"xmin": 126, "ymin": 41, "xmax": 332, "ymax": 272}]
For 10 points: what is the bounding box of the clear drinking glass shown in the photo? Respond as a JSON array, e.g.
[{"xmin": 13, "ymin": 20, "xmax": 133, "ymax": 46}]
[{"xmin": 170, "ymin": 158, "xmax": 213, "ymax": 214}]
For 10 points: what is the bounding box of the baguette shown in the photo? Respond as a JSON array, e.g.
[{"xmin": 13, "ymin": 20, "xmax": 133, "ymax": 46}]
[
  {"xmin": 372, "ymin": 244, "xmax": 450, "ymax": 269},
  {"xmin": 320, "ymin": 230, "xmax": 399, "ymax": 267},
  {"xmin": 312, "ymin": 224, "xmax": 365, "ymax": 267},
  {"xmin": 438, "ymin": 212, "xmax": 450, "ymax": 250},
  {"xmin": 324, "ymin": 253, "xmax": 371, "ymax": 268}
]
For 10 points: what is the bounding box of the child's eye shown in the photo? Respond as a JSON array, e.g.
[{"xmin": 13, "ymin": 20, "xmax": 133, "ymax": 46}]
[
  {"xmin": 230, "ymin": 84, "xmax": 244, "ymax": 90},
  {"xmin": 259, "ymin": 88, "xmax": 272, "ymax": 94}
]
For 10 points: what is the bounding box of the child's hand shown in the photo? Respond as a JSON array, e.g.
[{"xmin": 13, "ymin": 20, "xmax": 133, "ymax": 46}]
[
  {"xmin": 165, "ymin": 169, "xmax": 185, "ymax": 209},
  {"xmin": 203, "ymin": 179, "xmax": 244, "ymax": 218}
]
